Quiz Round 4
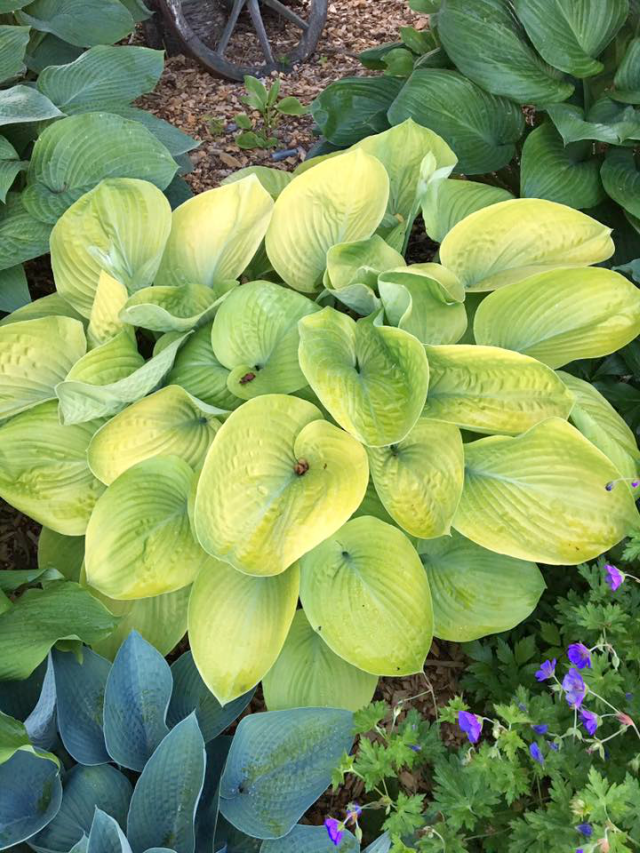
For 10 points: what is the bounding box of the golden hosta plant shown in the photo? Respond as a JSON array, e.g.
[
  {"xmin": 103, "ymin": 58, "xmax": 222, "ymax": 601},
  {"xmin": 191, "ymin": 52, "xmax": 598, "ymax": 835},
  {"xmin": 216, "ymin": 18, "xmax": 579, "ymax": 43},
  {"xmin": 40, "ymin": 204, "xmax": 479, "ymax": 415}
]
[{"xmin": 1, "ymin": 120, "xmax": 640, "ymax": 711}]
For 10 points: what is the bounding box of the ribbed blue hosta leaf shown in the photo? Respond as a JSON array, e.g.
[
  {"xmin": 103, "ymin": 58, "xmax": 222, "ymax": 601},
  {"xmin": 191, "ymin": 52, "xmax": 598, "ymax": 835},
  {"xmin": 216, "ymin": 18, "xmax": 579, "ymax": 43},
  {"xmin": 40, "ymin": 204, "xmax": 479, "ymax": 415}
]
[
  {"xmin": 363, "ymin": 833, "xmax": 391, "ymax": 853},
  {"xmin": 24, "ymin": 655, "xmax": 57, "ymax": 751},
  {"xmin": 219, "ymin": 708, "xmax": 354, "ymax": 840},
  {"xmin": 103, "ymin": 631, "xmax": 171, "ymax": 771},
  {"xmin": 126, "ymin": 715, "xmax": 206, "ymax": 853},
  {"xmin": 195, "ymin": 737, "xmax": 231, "ymax": 853},
  {"xmin": 142, "ymin": 849, "xmax": 177, "ymax": 852},
  {"xmin": 167, "ymin": 652, "xmax": 254, "ymax": 743},
  {"xmin": 0, "ymin": 659, "xmax": 47, "ymax": 722},
  {"xmin": 260, "ymin": 824, "xmax": 359, "ymax": 852},
  {"xmin": 29, "ymin": 764, "xmax": 132, "ymax": 853},
  {"xmin": 0, "ymin": 751, "xmax": 62, "ymax": 850},
  {"xmin": 87, "ymin": 810, "xmax": 133, "ymax": 853},
  {"xmin": 213, "ymin": 816, "xmax": 261, "ymax": 853},
  {"xmin": 69, "ymin": 839, "xmax": 89, "ymax": 853},
  {"xmin": 52, "ymin": 648, "xmax": 110, "ymax": 766}
]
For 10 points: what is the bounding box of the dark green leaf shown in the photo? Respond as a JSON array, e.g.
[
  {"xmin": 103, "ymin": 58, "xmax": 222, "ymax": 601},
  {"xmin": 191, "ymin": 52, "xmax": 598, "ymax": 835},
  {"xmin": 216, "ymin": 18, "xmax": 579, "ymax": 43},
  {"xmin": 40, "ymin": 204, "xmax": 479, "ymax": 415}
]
[{"xmin": 311, "ymin": 76, "xmax": 403, "ymax": 147}]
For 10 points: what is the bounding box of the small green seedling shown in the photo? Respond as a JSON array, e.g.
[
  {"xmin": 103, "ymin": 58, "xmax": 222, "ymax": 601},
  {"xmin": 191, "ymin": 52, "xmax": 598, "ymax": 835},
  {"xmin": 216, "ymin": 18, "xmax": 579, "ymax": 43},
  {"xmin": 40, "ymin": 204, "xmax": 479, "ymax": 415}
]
[{"xmin": 235, "ymin": 75, "xmax": 308, "ymax": 150}]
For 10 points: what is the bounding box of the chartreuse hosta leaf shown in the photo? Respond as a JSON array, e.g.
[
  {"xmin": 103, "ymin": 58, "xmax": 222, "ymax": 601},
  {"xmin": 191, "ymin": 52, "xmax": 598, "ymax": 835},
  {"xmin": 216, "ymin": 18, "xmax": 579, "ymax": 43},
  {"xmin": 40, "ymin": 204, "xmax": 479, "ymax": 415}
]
[
  {"xmin": 262, "ymin": 610, "xmax": 378, "ymax": 712},
  {"xmin": 0, "ymin": 401, "xmax": 105, "ymax": 535},
  {"xmin": 265, "ymin": 149, "xmax": 390, "ymax": 293},
  {"xmin": 417, "ymin": 531, "xmax": 545, "ymax": 642},
  {"xmin": 0, "ymin": 292, "xmax": 85, "ymax": 328},
  {"xmin": 366, "ymin": 419, "xmax": 464, "ymax": 538},
  {"xmin": 222, "ymin": 165, "xmax": 293, "ymax": 199},
  {"xmin": 298, "ymin": 308, "xmax": 429, "ymax": 447},
  {"xmin": 439, "ymin": 199, "xmax": 614, "ymax": 292},
  {"xmin": 56, "ymin": 331, "xmax": 189, "ymax": 425},
  {"xmin": 193, "ymin": 394, "xmax": 368, "ymax": 577},
  {"xmin": 323, "ymin": 235, "xmax": 405, "ymax": 316},
  {"xmin": 454, "ymin": 418, "xmax": 640, "ymax": 564},
  {"xmin": 421, "ymin": 178, "xmax": 513, "ymax": 244},
  {"xmin": 155, "ymin": 177, "xmax": 273, "ymax": 288},
  {"xmin": 300, "ymin": 516, "xmax": 433, "ymax": 676},
  {"xmin": 120, "ymin": 281, "xmax": 237, "ymax": 333},
  {"xmin": 211, "ymin": 281, "xmax": 320, "ymax": 399},
  {"xmin": 219, "ymin": 708, "xmax": 353, "ymax": 840},
  {"xmin": 188, "ymin": 559, "xmax": 299, "ymax": 705},
  {"xmin": 515, "ymin": 0, "xmax": 627, "ymax": 79},
  {"xmin": 473, "ymin": 267, "xmax": 640, "ymax": 368},
  {"xmin": 87, "ymin": 272, "xmax": 132, "ymax": 349},
  {"xmin": 558, "ymin": 372, "xmax": 640, "ymax": 481},
  {"xmin": 85, "ymin": 456, "xmax": 209, "ymax": 599},
  {"xmin": 0, "ymin": 316, "xmax": 86, "ymax": 419},
  {"xmin": 88, "ymin": 385, "xmax": 222, "ymax": 485},
  {"xmin": 165, "ymin": 324, "xmax": 242, "ymax": 411},
  {"xmin": 0, "ymin": 751, "xmax": 62, "ymax": 848},
  {"xmin": 422, "ymin": 345, "xmax": 575, "ymax": 435},
  {"xmin": 378, "ymin": 263, "xmax": 467, "ymax": 345},
  {"xmin": 50, "ymin": 178, "xmax": 172, "ymax": 318}
]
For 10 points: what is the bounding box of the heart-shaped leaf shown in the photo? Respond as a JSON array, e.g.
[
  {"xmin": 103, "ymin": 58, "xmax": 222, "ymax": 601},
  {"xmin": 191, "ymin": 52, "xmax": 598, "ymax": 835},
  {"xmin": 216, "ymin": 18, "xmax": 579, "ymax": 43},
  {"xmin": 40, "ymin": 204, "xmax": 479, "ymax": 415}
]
[
  {"xmin": 17, "ymin": 0, "xmax": 135, "ymax": 47},
  {"xmin": 193, "ymin": 394, "xmax": 368, "ymax": 576},
  {"xmin": 421, "ymin": 178, "xmax": 514, "ymax": 244},
  {"xmin": 0, "ymin": 751, "xmax": 62, "ymax": 849}
]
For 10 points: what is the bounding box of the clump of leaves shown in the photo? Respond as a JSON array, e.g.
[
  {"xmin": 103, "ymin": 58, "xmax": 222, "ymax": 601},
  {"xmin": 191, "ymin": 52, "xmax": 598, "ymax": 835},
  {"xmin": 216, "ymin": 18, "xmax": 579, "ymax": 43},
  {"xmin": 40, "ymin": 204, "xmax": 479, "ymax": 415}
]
[
  {"xmin": 234, "ymin": 74, "xmax": 307, "ymax": 149},
  {"xmin": 329, "ymin": 558, "xmax": 640, "ymax": 852}
]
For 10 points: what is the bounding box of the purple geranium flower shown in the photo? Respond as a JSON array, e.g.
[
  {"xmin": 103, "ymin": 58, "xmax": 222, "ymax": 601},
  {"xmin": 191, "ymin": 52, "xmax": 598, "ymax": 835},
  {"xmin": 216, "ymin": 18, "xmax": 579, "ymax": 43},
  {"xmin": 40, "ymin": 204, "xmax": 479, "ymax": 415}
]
[
  {"xmin": 567, "ymin": 643, "xmax": 592, "ymax": 669},
  {"xmin": 605, "ymin": 563, "xmax": 625, "ymax": 592},
  {"xmin": 548, "ymin": 741, "xmax": 559, "ymax": 751},
  {"xmin": 409, "ymin": 744, "xmax": 422, "ymax": 752},
  {"xmin": 325, "ymin": 818, "xmax": 344, "ymax": 846},
  {"xmin": 346, "ymin": 804, "xmax": 362, "ymax": 824},
  {"xmin": 563, "ymin": 668, "xmax": 587, "ymax": 709},
  {"xmin": 535, "ymin": 659, "xmax": 557, "ymax": 682},
  {"xmin": 458, "ymin": 711, "xmax": 482, "ymax": 744},
  {"xmin": 577, "ymin": 824, "xmax": 592, "ymax": 837},
  {"xmin": 529, "ymin": 742, "xmax": 544, "ymax": 765},
  {"xmin": 531, "ymin": 724, "xmax": 548, "ymax": 734},
  {"xmin": 580, "ymin": 709, "xmax": 598, "ymax": 736}
]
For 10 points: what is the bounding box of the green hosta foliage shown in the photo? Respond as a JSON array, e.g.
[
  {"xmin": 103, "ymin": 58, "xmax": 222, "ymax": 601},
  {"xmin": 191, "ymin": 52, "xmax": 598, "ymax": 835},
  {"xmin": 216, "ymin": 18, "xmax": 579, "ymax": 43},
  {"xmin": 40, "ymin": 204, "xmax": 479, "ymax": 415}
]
[
  {"xmin": 0, "ymin": 1, "xmax": 198, "ymax": 310},
  {"xmin": 0, "ymin": 629, "xmax": 353, "ymax": 852},
  {"xmin": 1, "ymin": 123, "xmax": 640, "ymax": 712},
  {"xmin": 311, "ymin": 0, "xmax": 640, "ymax": 274}
]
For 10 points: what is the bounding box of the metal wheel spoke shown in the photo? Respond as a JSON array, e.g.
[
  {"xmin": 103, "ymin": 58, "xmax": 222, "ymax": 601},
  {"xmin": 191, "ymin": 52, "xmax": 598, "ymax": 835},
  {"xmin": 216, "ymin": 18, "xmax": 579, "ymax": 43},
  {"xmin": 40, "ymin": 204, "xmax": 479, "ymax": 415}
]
[
  {"xmin": 260, "ymin": 0, "xmax": 309, "ymax": 30},
  {"xmin": 216, "ymin": 0, "xmax": 246, "ymax": 56},
  {"xmin": 247, "ymin": 0, "xmax": 275, "ymax": 63}
]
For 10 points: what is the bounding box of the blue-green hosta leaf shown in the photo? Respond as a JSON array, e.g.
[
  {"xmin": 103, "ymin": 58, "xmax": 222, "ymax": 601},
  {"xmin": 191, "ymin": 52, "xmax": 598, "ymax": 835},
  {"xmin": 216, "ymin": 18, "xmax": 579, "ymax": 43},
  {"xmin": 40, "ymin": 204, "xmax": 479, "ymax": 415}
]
[
  {"xmin": 194, "ymin": 738, "xmax": 230, "ymax": 853},
  {"xmin": 387, "ymin": 69, "xmax": 525, "ymax": 175},
  {"xmin": 0, "ymin": 25, "xmax": 29, "ymax": 84},
  {"xmin": 0, "ymin": 85, "xmax": 63, "ymax": 128},
  {"xmin": 127, "ymin": 716, "xmax": 206, "ymax": 853},
  {"xmin": 165, "ymin": 324, "xmax": 243, "ymax": 411},
  {"xmin": 362, "ymin": 833, "xmax": 392, "ymax": 853},
  {"xmin": 108, "ymin": 107, "xmax": 198, "ymax": 158},
  {"xmin": 30, "ymin": 764, "xmax": 132, "ymax": 853},
  {"xmin": 24, "ymin": 655, "xmax": 57, "ymax": 751},
  {"xmin": 378, "ymin": 263, "xmax": 467, "ymax": 345},
  {"xmin": 366, "ymin": 418, "xmax": 464, "ymax": 538},
  {"xmin": 120, "ymin": 282, "xmax": 236, "ymax": 333},
  {"xmin": 421, "ymin": 178, "xmax": 514, "ymax": 244},
  {"xmin": 219, "ymin": 709, "xmax": 354, "ymax": 840},
  {"xmin": 515, "ymin": 0, "xmax": 627, "ymax": 79},
  {"xmin": 23, "ymin": 113, "xmax": 177, "ymax": 226},
  {"xmin": 167, "ymin": 652, "xmax": 254, "ymax": 743},
  {"xmin": 0, "ymin": 193, "xmax": 51, "ymax": 271},
  {"xmin": 0, "ymin": 264, "xmax": 30, "ymax": 312},
  {"xmin": 0, "ymin": 401, "xmax": 106, "ymax": 534},
  {"xmin": 0, "ymin": 316, "xmax": 86, "ymax": 419},
  {"xmin": 262, "ymin": 610, "xmax": 378, "ymax": 713},
  {"xmin": 17, "ymin": 0, "xmax": 135, "ymax": 48},
  {"xmin": 0, "ymin": 751, "xmax": 62, "ymax": 850},
  {"xmin": 417, "ymin": 531, "xmax": 545, "ymax": 642},
  {"xmin": 298, "ymin": 308, "xmax": 429, "ymax": 447},
  {"xmin": 602, "ymin": 147, "xmax": 640, "ymax": 219},
  {"xmin": 310, "ymin": 76, "xmax": 404, "ymax": 147},
  {"xmin": 52, "ymin": 647, "xmax": 110, "ymax": 765},
  {"xmin": 214, "ymin": 816, "xmax": 261, "ymax": 853},
  {"xmin": 260, "ymin": 825, "xmax": 359, "ymax": 853},
  {"xmin": 520, "ymin": 122, "xmax": 605, "ymax": 209},
  {"xmin": 103, "ymin": 631, "xmax": 171, "ymax": 772},
  {"xmin": 37, "ymin": 46, "xmax": 163, "ymax": 113},
  {"xmin": 438, "ymin": 0, "xmax": 573, "ymax": 104},
  {"xmin": 0, "ymin": 581, "xmax": 117, "ymax": 681},
  {"xmin": 211, "ymin": 280, "xmax": 320, "ymax": 399},
  {"xmin": 300, "ymin": 516, "xmax": 433, "ymax": 676},
  {"xmin": 0, "ymin": 660, "xmax": 48, "ymax": 721},
  {"xmin": 87, "ymin": 810, "xmax": 132, "ymax": 853},
  {"xmin": 453, "ymin": 418, "xmax": 640, "ymax": 564},
  {"xmin": 87, "ymin": 385, "xmax": 222, "ymax": 485},
  {"xmin": 0, "ymin": 134, "xmax": 27, "ymax": 203},
  {"xmin": 50, "ymin": 178, "xmax": 172, "ymax": 318},
  {"xmin": 546, "ymin": 100, "xmax": 640, "ymax": 145},
  {"xmin": 0, "ymin": 708, "xmax": 56, "ymax": 766},
  {"xmin": 86, "ymin": 455, "xmax": 208, "ymax": 600},
  {"xmin": 613, "ymin": 37, "xmax": 640, "ymax": 103},
  {"xmin": 56, "ymin": 332, "xmax": 189, "ymax": 425},
  {"xmin": 38, "ymin": 528, "xmax": 85, "ymax": 582},
  {"xmin": 24, "ymin": 33, "xmax": 84, "ymax": 74}
]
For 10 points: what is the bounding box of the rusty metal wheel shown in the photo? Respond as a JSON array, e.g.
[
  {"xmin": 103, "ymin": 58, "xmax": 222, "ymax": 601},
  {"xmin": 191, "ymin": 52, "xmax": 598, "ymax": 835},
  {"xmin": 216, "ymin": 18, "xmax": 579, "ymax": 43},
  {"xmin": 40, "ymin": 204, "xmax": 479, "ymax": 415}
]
[{"xmin": 154, "ymin": 0, "xmax": 328, "ymax": 81}]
